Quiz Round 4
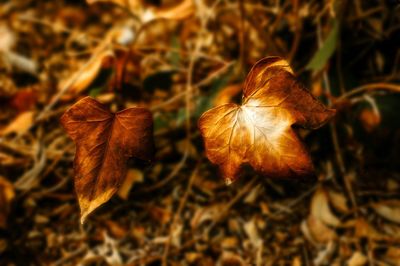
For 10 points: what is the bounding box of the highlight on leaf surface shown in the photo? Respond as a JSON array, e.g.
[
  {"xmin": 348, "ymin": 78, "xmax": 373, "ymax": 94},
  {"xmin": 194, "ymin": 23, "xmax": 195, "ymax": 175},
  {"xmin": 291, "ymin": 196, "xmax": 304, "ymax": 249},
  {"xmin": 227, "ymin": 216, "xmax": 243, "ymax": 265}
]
[
  {"xmin": 198, "ymin": 56, "xmax": 336, "ymax": 183},
  {"xmin": 60, "ymin": 97, "xmax": 154, "ymax": 223}
]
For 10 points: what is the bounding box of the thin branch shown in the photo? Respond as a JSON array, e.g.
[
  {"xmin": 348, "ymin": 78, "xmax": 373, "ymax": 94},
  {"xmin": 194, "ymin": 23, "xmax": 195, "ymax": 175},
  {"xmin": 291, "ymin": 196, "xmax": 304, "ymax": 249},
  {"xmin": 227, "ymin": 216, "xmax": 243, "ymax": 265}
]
[{"xmin": 335, "ymin": 83, "xmax": 400, "ymax": 102}]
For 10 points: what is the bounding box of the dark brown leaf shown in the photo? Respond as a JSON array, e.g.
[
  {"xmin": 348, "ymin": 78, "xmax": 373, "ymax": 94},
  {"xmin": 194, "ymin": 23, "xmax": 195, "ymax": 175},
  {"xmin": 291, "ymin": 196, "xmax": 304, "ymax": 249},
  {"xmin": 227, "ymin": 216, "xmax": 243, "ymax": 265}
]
[{"xmin": 60, "ymin": 96, "xmax": 153, "ymax": 223}]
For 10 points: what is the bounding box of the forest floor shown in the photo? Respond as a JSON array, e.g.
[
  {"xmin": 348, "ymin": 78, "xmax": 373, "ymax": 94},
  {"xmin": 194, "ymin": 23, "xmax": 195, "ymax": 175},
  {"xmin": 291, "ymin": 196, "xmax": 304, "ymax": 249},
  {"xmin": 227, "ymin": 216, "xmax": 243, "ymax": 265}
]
[{"xmin": 1, "ymin": 0, "xmax": 400, "ymax": 265}]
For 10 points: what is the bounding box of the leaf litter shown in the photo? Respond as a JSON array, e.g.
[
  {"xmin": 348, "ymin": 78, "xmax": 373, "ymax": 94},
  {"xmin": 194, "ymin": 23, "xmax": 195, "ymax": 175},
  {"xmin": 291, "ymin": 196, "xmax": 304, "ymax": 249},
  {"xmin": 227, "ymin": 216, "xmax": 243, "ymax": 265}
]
[{"xmin": 0, "ymin": 0, "xmax": 400, "ymax": 265}]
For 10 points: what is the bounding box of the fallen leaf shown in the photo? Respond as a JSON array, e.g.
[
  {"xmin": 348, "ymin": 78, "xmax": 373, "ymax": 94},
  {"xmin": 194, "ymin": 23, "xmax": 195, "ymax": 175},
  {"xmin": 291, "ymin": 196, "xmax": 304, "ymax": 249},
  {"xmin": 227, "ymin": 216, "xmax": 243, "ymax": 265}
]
[
  {"xmin": 62, "ymin": 48, "xmax": 114, "ymax": 97},
  {"xmin": 221, "ymin": 236, "xmax": 239, "ymax": 249},
  {"xmin": 353, "ymin": 218, "xmax": 385, "ymax": 240},
  {"xmin": 10, "ymin": 88, "xmax": 37, "ymax": 113},
  {"xmin": 144, "ymin": 0, "xmax": 195, "ymax": 22},
  {"xmin": 104, "ymin": 220, "xmax": 127, "ymax": 239},
  {"xmin": 302, "ymin": 215, "xmax": 337, "ymax": 245},
  {"xmin": 191, "ymin": 204, "xmax": 224, "ymax": 229},
  {"xmin": 292, "ymin": 256, "xmax": 301, "ymax": 266},
  {"xmin": 117, "ymin": 168, "xmax": 143, "ymax": 200},
  {"xmin": 0, "ymin": 111, "xmax": 34, "ymax": 136},
  {"xmin": 147, "ymin": 205, "xmax": 172, "ymax": 225},
  {"xmin": 243, "ymin": 218, "xmax": 262, "ymax": 248},
  {"xmin": 311, "ymin": 187, "xmax": 341, "ymax": 227},
  {"xmin": 185, "ymin": 252, "xmax": 203, "ymax": 264},
  {"xmin": 60, "ymin": 97, "xmax": 153, "ymax": 223},
  {"xmin": 313, "ymin": 241, "xmax": 336, "ymax": 265},
  {"xmin": 347, "ymin": 251, "xmax": 367, "ymax": 266},
  {"xmin": 327, "ymin": 189, "xmax": 349, "ymax": 213},
  {"xmin": 86, "ymin": 0, "xmax": 142, "ymax": 9},
  {"xmin": 0, "ymin": 23, "xmax": 16, "ymax": 52},
  {"xmin": 385, "ymin": 246, "xmax": 400, "ymax": 266},
  {"xmin": 0, "ymin": 176, "xmax": 15, "ymax": 229},
  {"xmin": 199, "ymin": 57, "xmax": 335, "ymax": 182},
  {"xmin": 218, "ymin": 252, "xmax": 246, "ymax": 266},
  {"xmin": 372, "ymin": 200, "xmax": 400, "ymax": 224}
]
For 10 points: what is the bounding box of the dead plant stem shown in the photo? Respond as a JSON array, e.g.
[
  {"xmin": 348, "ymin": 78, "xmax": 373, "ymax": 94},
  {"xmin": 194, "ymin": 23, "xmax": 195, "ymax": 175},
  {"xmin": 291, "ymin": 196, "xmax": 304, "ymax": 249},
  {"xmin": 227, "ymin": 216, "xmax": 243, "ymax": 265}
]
[
  {"xmin": 316, "ymin": 18, "xmax": 358, "ymax": 213},
  {"xmin": 161, "ymin": 162, "xmax": 199, "ymax": 265},
  {"xmin": 336, "ymin": 83, "xmax": 400, "ymax": 102}
]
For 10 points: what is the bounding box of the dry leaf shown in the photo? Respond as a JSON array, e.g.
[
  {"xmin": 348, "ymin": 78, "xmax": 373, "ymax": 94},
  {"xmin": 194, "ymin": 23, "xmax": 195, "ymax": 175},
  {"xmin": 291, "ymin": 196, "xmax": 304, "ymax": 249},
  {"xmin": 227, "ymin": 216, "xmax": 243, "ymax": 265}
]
[
  {"xmin": 213, "ymin": 84, "xmax": 242, "ymax": 106},
  {"xmin": 87, "ymin": 0, "xmax": 142, "ymax": 9},
  {"xmin": 0, "ymin": 111, "xmax": 34, "ymax": 136},
  {"xmin": 217, "ymin": 252, "xmax": 246, "ymax": 266},
  {"xmin": 327, "ymin": 189, "xmax": 349, "ymax": 213},
  {"xmin": 372, "ymin": 200, "xmax": 400, "ymax": 224},
  {"xmin": 313, "ymin": 241, "xmax": 336, "ymax": 266},
  {"xmin": 302, "ymin": 187, "xmax": 341, "ymax": 245},
  {"xmin": 347, "ymin": 251, "xmax": 367, "ymax": 266},
  {"xmin": 311, "ymin": 187, "xmax": 341, "ymax": 227},
  {"xmin": 191, "ymin": 204, "xmax": 224, "ymax": 229},
  {"xmin": 0, "ymin": 23, "xmax": 16, "ymax": 52},
  {"xmin": 117, "ymin": 168, "xmax": 143, "ymax": 200},
  {"xmin": 353, "ymin": 218, "xmax": 385, "ymax": 240},
  {"xmin": 199, "ymin": 57, "xmax": 335, "ymax": 182},
  {"xmin": 144, "ymin": 0, "xmax": 195, "ymax": 22},
  {"xmin": 63, "ymin": 48, "xmax": 114, "ymax": 96},
  {"xmin": 60, "ymin": 97, "xmax": 153, "ymax": 223},
  {"xmin": 147, "ymin": 205, "xmax": 172, "ymax": 225},
  {"xmin": 10, "ymin": 88, "xmax": 37, "ymax": 113},
  {"xmin": 0, "ymin": 176, "xmax": 15, "ymax": 229},
  {"xmin": 292, "ymin": 256, "xmax": 301, "ymax": 266},
  {"xmin": 303, "ymin": 215, "xmax": 337, "ymax": 245},
  {"xmin": 243, "ymin": 218, "xmax": 262, "ymax": 248},
  {"xmin": 385, "ymin": 246, "xmax": 400, "ymax": 266},
  {"xmin": 104, "ymin": 220, "xmax": 127, "ymax": 239}
]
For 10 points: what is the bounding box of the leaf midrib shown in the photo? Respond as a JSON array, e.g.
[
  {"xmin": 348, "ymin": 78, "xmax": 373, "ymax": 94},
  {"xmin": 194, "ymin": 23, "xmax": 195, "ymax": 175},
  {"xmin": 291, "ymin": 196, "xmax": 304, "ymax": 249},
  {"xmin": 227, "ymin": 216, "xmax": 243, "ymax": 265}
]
[{"xmin": 88, "ymin": 114, "xmax": 117, "ymax": 201}]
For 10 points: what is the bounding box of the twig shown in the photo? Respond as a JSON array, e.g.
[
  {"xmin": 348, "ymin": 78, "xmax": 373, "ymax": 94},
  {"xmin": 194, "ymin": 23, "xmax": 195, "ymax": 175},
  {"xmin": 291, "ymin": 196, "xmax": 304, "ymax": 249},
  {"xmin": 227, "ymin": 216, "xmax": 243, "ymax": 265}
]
[
  {"xmin": 161, "ymin": 162, "xmax": 200, "ymax": 265},
  {"xmin": 288, "ymin": 0, "xmax": 302, "ymax": 62},
  {"xmin": 206, "ymin": 176, "xmax": 258, "ymax": 233},
  {"xmin": 238, "ymin": 0, "xmax": 246, "ymax": 73},
  {"xmin": 150, "ymin": 91, "xmax": 187, "ymax": 112},
  {"xmin": 315, "ymin": 18, "xmax": 358, "ymax": 213},
  {"xmin": 140, "ymin": 151, "xmax": 188, "ymax": 193},
  {"xmin": 54, "ymin": 245, "xmax": 88, "ymax": 266},
  {"xmin": 335, "ymin": 83, "xmax": 400, "ymax": 102},
  {"xmin": 164, "ymin": 176, "xmax": 259, "ymax": 257},
  {"xmin": 194, "ymin": 61, "xmax": 235, "ymax": 88},
  {"xmin": 35, "ymin": 43, "xmax": 109, "ymax": 122}
]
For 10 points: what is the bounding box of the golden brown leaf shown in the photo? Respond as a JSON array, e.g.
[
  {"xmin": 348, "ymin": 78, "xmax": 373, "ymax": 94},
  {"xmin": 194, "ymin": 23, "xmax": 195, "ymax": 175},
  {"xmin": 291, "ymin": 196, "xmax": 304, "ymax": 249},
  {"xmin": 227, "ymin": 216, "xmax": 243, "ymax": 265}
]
[
  {"xmin": 199, "ymin": 57, "xmax": 335, "ymax": 182},
  {"xmin": 60, "ymin": 97, "xmax": 153, "ymax": 223},
  {"xmin": 0, "ymin": 111, "xmax": 34, "ymax": 137},
  {"xmin": 311, "ymin": 187, "xmax": 341, "ymax": 227},
  {"xmin": 372, "ymin": 200, "xmax": 400, "ymax": 224},
  {"xmin": 117, "ymin": 168, "xmax": 143, "ymax": 200}
]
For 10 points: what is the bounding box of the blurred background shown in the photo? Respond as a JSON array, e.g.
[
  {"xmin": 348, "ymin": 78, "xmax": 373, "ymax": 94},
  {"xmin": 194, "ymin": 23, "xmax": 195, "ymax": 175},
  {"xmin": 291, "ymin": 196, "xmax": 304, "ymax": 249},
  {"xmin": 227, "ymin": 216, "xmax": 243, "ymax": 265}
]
[{"xmin": 0, "ymin": 0, "xmax": 400, "ymax": 265}]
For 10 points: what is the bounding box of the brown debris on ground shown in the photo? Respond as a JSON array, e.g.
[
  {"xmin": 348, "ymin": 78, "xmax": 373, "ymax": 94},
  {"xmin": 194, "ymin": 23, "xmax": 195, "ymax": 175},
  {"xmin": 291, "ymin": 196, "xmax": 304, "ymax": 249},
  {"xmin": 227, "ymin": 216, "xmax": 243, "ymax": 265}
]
[{"xmin": 1, "ymin": 0, "xmax": 400, "ymax": 265}]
